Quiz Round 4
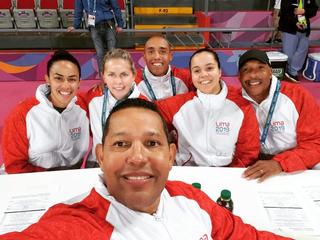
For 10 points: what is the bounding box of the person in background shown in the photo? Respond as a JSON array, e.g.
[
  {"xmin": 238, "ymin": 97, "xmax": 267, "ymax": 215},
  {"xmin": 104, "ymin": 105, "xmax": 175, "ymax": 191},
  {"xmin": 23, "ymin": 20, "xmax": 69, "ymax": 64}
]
[
  {"xmin": 238, "ymin": 49, "xmax": 320, "ymax": 182},
  {"xmin": 156, "ymin": 48, "xmax": 260, "ymax": 167},
  {"xmin": 1, "ymin": 50, "xmax": 90, "ymax": 174},
  {"xmin": 279, "ymin": 0, "xmax": 318, "ymax": 82},
  {"xmin": 266, "ymin": 0, "xmax": 282, "ymax": 43},
  {"xmin": 68, "ymin": 0, "xmax": 124, "ymax": 75},
  {"xmin": 0, "ymin": 98, "xmax": 292, "ymax": 240},
  {"xmin": 85, "ymin": 48, "xmax": 145, "ymax": 167},
  {"xmin": 135, "ymin": 35, "xmax": 193, "ymax": 101}
]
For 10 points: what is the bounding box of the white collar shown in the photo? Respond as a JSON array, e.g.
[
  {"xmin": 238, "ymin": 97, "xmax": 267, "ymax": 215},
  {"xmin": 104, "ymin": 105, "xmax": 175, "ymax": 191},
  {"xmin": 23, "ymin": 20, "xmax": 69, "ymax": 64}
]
[
  {"xmin": 144, "ymin": 65, "xmax": 172, "ymax": 84},
  {"xmin": 36, "ymin": 83, "xmax": 77, "ymax": 110},
  {"xmin": 94, "ymin": 174, "xmax": 166, "ymax": 218},
  {"xmin": 242, "ymin": 75, "xmax": 278, "ymax": 106},
  {"xmin": 197, "ymin": 80, "xmax": 228, "ymax": 111},
  {"xmin": 107, "ymin": 83, "xmax": 141, "ymax": 106}
]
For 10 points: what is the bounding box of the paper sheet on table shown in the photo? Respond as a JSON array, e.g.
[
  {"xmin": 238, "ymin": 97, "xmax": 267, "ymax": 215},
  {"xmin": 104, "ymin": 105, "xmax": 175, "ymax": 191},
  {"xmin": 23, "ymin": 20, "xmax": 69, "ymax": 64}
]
[
  {"xmin": 0, "ymin": 185, "xmax": 59, "ymax": 234},
  {"xmin": 301, "ymin": 185, "xmax": 320, "ymax": 209},
  {"xmin": 258, "ymin": 187, "xmax": 320, "ymax": 240}
]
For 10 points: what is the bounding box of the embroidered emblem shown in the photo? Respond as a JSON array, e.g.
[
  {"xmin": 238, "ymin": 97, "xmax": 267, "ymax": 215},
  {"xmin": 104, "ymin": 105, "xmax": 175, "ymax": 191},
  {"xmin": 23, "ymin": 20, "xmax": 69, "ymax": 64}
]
[
  {"xmin": 199, "ymin": 234, "xmax": 209, "ymax": 240},
  {"xmin": 270, "ymin": 121, "xmax": 285, "ymax": 134},
  {"xmin": 69, "ymin": 127, "xmax": 81, "ymax": 140},
  {"xmin": 216, "ymin": 121, "xmax": 230, "ymax": 135}
]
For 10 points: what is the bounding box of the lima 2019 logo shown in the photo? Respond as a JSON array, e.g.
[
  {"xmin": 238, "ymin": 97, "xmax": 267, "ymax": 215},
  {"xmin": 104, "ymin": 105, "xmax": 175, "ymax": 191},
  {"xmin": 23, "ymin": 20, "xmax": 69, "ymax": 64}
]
[
  {"xmin": 216, "ymin": 121, "xmax": 230, "ymax": 135},
  {"xmin": 69, "ymin": 127, "xmax": 81, "ymax": 140},
  {"xmin": 270, "ymin": 121, "xmax": 285, "ymax": 134}
]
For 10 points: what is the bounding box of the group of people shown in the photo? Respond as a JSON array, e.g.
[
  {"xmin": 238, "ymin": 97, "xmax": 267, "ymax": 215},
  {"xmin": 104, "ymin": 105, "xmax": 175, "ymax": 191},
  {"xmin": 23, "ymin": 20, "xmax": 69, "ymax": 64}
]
[
  {"xmin": 2, "ymin": 35, "xmax": 320, "ymax": 176},
  {"xmin": 0, "ymin": 98, "xmax": 294, "ymax": 239},
  {"xmin": 1, "ymin": 32, "xmax": 320, "ymax": 238}
]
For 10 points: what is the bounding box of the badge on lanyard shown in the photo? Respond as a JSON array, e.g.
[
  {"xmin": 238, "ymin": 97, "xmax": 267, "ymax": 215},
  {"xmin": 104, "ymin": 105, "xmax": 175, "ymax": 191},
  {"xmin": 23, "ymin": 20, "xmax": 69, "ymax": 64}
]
[{"xmin": 88, "ymin": 14, "xmax": 96, "ymax": 27}]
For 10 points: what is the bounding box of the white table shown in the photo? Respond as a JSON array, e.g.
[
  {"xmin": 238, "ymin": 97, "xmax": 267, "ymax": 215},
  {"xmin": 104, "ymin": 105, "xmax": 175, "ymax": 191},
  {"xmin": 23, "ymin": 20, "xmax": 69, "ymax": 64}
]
[{"xmin": 0, "ymin": 167, "xmax": 319, "ymax": 239}]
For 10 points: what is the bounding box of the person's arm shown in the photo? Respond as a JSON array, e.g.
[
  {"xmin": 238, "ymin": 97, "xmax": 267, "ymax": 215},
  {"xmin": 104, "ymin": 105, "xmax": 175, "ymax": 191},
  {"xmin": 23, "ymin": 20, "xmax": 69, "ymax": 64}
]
[
  {"xmin": 110, "ymin": 0, "xmax": 124, "ymax": 29},
  {"xmin": 70, "ymin": 0, "xmax": 85, "ymax": 30},
  {"xmin": 155, "ymin": 92, "xmax": 195, "ymax": 126},
  {"xmin": 279, "ymin": 0, "xmax": 297, "ymax": 26},
  {"xmin": 230, "ymin": 103, "xmax": 260, "ymax": 167},
  {"xmin": 2, "ymin": 100, "xmax": 45, "ymax": 174},
  {"xmin": 304, "ymin": 0, "xmax": 318, "ymax": 18},
  {"xmin": 76, "ymin": 91, "xmax": 90, "ymax": 117},
  {"xmin": 172, "ymin": 66, "xmax": 195, "ymax": 92},
  {"xmin": 272, "ymin": 87, "xmax": 320, "ymax": 172},
  {"xmin": 0, "ymin": 190, "xmax": 114, "ymax": 240}
]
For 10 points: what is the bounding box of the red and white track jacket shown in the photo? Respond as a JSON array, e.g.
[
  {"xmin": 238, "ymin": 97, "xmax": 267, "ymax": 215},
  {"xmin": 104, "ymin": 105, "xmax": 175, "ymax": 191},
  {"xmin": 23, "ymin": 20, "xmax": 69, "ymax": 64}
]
[
  {"xmin": 135, "ymin": 65, "xmax": 193, "ymax": 100},
  {"xmin": 85, "ymin": 84, "xmax": 145, "ymax": 162},
  {"xmin": 0, "ymin": 177, "xmax": 292, "ymax": 240},
  {"xmin": 156, "ymin": 81, "xmax": 260, "ymax": 167},
  {"xmin": 242, "ymin": 76, "xmax": 320, "ymax": 172},
  {"xmin": 2, "ymin": 84, "xmax": 90, "ymax": 174}
]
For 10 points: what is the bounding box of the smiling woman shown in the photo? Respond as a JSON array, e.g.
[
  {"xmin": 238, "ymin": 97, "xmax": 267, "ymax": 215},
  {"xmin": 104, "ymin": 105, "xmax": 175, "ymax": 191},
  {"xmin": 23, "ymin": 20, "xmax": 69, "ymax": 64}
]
[
  {"xmin": 1, "ymin": 50, "xmax": 90, "ymax": 174},
  {"xmin": 45, "ymin": 61, "xmax": 81, "ymax": 109},
  {"xmin": 155, "ymin": 48, "xmax": 260, "ymax": 168},
  {"xmin": 84, "ymin": 49, "xmax": 146, "ymax": 167}
]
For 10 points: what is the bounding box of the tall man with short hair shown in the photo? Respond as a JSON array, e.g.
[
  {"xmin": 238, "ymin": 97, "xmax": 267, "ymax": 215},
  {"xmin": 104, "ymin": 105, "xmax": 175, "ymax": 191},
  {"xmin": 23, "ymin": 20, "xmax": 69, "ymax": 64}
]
[{"xmin": 135, "ymin": 35, "xmax": 193, "ymax": 100}]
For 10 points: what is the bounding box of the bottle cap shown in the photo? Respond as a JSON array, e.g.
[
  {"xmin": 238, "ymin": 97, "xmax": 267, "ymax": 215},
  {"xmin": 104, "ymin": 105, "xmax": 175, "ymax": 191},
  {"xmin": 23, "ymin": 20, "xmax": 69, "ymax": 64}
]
[
  {"xmin": 192, "ymin": 182, "xmax": 201, "ymax": 189},
  {"xmin": 221, "ymin": 189, "xmax": 231, "ymax": 200}
]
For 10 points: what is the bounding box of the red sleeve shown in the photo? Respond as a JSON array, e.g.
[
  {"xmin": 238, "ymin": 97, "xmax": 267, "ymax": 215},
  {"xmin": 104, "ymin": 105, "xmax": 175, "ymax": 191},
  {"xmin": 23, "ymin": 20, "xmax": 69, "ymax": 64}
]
[
  {"xmin": 83, "ymin": 85, "xmax": 103, "ymax": 118},
  {"xmin": 273, "ymin": 83, "xmax": 320, "ymax": 172},
  {"xmin": 138, "ymin": 94, "xmax": 149, "ymax": 101},
  {"xmin": 76, "ymin": 91, "xmax": 90, "ymax": 118},
  {"xmin": 166, "ymin": 181, "xmax": 292, "ymax": 240},
  {"xmin": 2, "ymin": 99, "xmax": 45, "ymax": 174},
  {"xmin": 0, "ymin": 189, "xmax": 114, "ymax": 240},
  {"xmin": 228, "ymin": 88, "xmax": 260, "ymax": 167},
  {"xmin": 171, "ymin": 66, "xmax": 195, "ymax": 92},
  {"xmin": 135, "ymin": 68, "xmax": 143, "ymax": 84},
  {"xmin": 155, "ymin": 92, "xmax": 196, "ymax": 124}
]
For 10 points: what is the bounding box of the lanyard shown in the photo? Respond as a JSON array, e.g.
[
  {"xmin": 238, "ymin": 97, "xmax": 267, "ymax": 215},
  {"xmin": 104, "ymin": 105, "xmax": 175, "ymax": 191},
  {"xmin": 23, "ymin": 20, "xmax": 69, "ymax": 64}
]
[
  {"xmin": 101, "ymin": 86, "xmax": 135, "ymax": 133},
  {"xmin": 101, "ymin": 87, "xmax": 109, "ymax": 133},
  {"xmin": 298, "ymin": 0, "xmax": 305, "ymax": 8},
  {"xmin": 260, "ymin": 80, "xmax": 281, "ymax": 145},
  {"xmin": 142, "ymin": 69, "xmax": 176, "ymax": 101},
  {"xmin": 87, "ymin": 0, "xmax": 96, "ymax": 14}
]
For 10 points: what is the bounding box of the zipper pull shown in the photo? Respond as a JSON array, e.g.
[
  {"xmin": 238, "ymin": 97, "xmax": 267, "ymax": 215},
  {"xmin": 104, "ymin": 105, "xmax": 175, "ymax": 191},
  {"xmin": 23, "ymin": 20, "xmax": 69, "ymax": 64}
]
[{"xmin": 153, "ymin": 213, "xmax": 161, "ymax": 221}]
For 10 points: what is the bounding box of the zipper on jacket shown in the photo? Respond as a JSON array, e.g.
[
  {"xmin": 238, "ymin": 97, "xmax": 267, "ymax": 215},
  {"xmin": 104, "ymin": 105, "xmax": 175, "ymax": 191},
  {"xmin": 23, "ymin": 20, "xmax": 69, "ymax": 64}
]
[
  {"xmin": 152, "ymin": 213, "xmax": 174, "ymax": 240},
  {"xmin": 57, "ymin": 114, "xmax": 63, "ymax": 150}
]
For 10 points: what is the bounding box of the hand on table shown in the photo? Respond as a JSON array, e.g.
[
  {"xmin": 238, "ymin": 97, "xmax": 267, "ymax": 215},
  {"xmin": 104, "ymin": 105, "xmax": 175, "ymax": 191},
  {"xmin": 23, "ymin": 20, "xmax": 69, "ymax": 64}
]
[{"xmin": 242, "ymin": 160, "xmax": 283, "ymax": 182}]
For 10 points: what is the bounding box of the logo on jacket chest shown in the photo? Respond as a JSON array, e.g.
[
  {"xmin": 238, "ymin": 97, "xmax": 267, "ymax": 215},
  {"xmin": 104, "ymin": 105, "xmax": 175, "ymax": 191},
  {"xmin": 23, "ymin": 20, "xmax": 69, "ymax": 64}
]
[
  {"xmin": 69, "ymin": 127, "xmax": 81, "ymax": 140},
  {"xmin": 215, "ymin": 121, "xmax": 230, "ymax": 135},
  {"xmin": 270, "ymin": 121, "xmax": 285, "ymax": 134},
  {"xmin": 199, "ymin": 234, "xmax": 209, "ymax": 240}
]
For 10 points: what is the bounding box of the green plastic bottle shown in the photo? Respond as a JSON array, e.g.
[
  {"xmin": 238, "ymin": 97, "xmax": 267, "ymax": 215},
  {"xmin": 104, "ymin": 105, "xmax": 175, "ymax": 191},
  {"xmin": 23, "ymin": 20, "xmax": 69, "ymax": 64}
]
[
  {"xmin": 216, "ymin": 189, "xmax": 233, "ymax": 212},
  {"xmin": 297, "ymin": 0, "xmax": 307, "ymax": 28},
  {"xmin": 192, "ymin": 182, "xmax": 201, "ymax": 190}
]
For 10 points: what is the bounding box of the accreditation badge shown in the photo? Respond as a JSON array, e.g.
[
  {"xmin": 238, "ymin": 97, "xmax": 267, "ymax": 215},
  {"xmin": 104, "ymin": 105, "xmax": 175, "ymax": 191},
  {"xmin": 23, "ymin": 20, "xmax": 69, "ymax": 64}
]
[{"xmin": 88, "ymin": 14, "xmax": 96, "ymax": 27}]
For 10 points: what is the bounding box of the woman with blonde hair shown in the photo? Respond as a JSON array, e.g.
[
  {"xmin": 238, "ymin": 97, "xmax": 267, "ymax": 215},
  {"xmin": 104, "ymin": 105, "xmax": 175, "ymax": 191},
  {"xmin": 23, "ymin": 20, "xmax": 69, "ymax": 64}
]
[{"xmin": 85, "ymin": 48, "xmax": 146, "ymax": 167}]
